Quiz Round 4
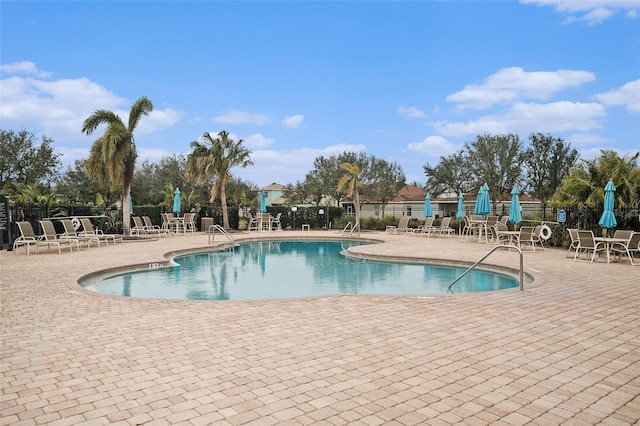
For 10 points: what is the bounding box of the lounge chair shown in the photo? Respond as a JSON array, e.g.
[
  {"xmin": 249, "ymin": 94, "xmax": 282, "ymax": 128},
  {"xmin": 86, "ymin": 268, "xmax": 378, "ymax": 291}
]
[
  {"xmin": 416, "ymin": 217, "xmax": 436, "ymax": 237},
  {"xmin": 574, "ymin": 230, "xmax": 606, "ymax": 263},
  {"xmin": 396, "ymin": 216, "xmax": 415, "ymax": 234},
  {"xmin": 434, "ymin": 217, "xmax": 455, "ymax": 238},
  {"xmin": 13, "ymin": 221, "xmax": 48, "ymax": 255},
  {"xmin": 39, "ymin": 220, "xmax": 80, "ymax": 253},
  {"xmin": 131, "ymin": 216, "xmax": 148, "ymax": 236},
  {"xmin": 143, "ymin": 216, "xmax": 168, "ymax": 237},
  {"xmin": 80, "ymin": 218, "xmax": 123, "ymax": 245},
  {"xmin": 610, "ymin": 231, "xmax": 640, "ymax": 265},
  {"xmin": 61, "ymin": 219, "xmax": 100, "ymax": 248}
]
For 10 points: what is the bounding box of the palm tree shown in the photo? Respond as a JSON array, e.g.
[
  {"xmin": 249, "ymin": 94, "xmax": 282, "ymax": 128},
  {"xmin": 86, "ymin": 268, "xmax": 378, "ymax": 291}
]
[
  {"xmin": 337, "ymin": 162, "xmax": 362, "ymax": 230},
  {"xmin": 186, "ymin": 131, "xmax": 253, "ymax": 230},
  {"xmin": 81, "ymin": 96, "xmax": 154, "ymax": 236}
]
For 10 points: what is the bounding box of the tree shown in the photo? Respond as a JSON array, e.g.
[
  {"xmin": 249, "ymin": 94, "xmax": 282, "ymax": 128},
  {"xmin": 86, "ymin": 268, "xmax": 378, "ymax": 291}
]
[
  {"xmin": 423, "ymin": 151, "xmax": 474, "ymax": 196},
  {"xmin": 81, "ymin": 96, "xmax": 154, "ymax": 236},
  {"xmin": 464, "ymin": 133, "xmax": 526, "ymax": 213},
  {"xmin": 337, "ymin": 162, "xmax": 362, "ymax": 226},
  {"xmin": 55, "ymin": 159, "xmax": 107, "ymax": 205},
  {"xmin": 524, "ymin": 132, "xmax": 579, "ymax": 218},
  {"xmin": 360, "ymin": 155, "xmax": 405, "ymax": 216},
  {"xmin": 0, "ymin": 129, "xmax": 61, "ymax": 191},
  {"xmin": 552, "ymin": 150, "xmax": 640, "ymax": 211},
  {"xmin": 186, "ymin": 130, "xmax": 253, "ymax": 230}
]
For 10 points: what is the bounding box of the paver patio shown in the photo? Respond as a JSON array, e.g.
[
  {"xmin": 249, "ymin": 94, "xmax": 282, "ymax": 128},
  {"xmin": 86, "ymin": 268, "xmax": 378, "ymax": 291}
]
[{"xmin": 1, "ymin": 230, "xmax": 639, "ymax": 425}]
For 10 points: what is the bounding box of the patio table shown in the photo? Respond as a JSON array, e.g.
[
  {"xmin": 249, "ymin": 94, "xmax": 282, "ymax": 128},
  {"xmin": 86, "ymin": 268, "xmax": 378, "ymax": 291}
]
[
  {"xmin": 594, "ymin": 237, "xmax": 628, "ymax": 263},
  {"xmin": 497, "ymin": 230, "xmax": 520, "ymax": 245}
]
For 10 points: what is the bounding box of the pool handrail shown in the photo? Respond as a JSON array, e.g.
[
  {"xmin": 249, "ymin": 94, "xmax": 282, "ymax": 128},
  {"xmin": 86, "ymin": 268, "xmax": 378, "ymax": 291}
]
[
  {"xmin": 447, "ymin": 244, "xmax": 524, "ymax": 293},
  {"xmin": 341, "ymin": 221, "xmax": 360, "ymax": 239},
  {"xmin": 208, "ymin": 224, "xmax": 235, "ymax": 246}
]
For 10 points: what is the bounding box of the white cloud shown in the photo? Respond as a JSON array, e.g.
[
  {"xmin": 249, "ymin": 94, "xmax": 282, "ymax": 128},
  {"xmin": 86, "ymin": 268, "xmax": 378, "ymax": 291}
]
[
  {"xmin": 407, "ymin": 136, "xmax": 459, "ymax": 157},
  {"xmin": 521, "ymin": 0, "xmax": 639, "ymax": 24},
  {"xmin": 136, "ymin": 108, "xmax": 185, "ymax": 135},
  {"xmin": 567, "ymin": 132, "xmax": 610, "ymax": 146},
  {"xmin": 244, "ymin": 133, "xmax": 275, "ymax": 149},
  {"xmin": 432, "ymin": 101, "xmax": 606, "ymax": 137},
  {"xmin": 594, "ymin": 79, "xmax": 640, "ymax": 113},
  {"xmin": 236, "ymin": 143, "xmax": 366, "ymax": 186},
  {"xmin": 214, "ymin": 110, "xmax": 271, "ymax": 125},
  {"xmin": 397, "ymin": 106, "xmax": 425, "ymax": 118},
  {"xmin": 0, "ymin": 61, "xmax": 52, "ymax": 78},
  {"xmin": 446, "ymin": 67, "xmax": 595, "ymax": 110},
  {"xmin": 281, "ymin": 114, "xmax": 304, "ymax": 128}
]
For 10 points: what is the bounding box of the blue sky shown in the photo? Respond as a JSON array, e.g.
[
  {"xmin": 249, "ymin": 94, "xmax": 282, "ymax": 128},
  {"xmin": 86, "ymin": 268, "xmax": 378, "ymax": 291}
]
[{"xmin": 1, "ymin": 1, "xmax": 639, "ymax": 188}]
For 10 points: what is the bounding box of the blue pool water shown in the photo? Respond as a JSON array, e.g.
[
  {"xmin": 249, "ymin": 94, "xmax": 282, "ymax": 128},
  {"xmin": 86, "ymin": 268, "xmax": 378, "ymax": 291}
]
[{"xmin": 88, "ymin": 241, "xmax": 519, "ymax": 300}]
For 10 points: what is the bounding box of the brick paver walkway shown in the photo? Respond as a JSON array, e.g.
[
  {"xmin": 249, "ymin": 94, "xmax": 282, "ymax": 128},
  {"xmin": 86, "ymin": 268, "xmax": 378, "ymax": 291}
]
[{"xmin": 1, "ymin": 231, "xmax": 639, "ymax": 425}]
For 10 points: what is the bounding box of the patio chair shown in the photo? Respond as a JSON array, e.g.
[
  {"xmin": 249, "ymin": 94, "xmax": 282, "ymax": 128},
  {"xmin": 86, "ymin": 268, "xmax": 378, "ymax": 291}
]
[
  {"xmin": 488, "ymin": 224, "xmax": 511, "ymax": 246},
  {"xmin": 461, "ymin": 215, "xmax": 480, "ymax": 242},
  {"xmin": 499, "ymin": 216, "xmax": 509, "ymax": 225},
  {"xmin": 61, "ymin": 219, "xmax": 100, "ymax": 248},
  {"xmin": 79, "ymin": 218, "xmax": 123, "ymax": 245},
  {"xmin": 182, "ymin": 212, "xmax": 197, "ymax": 233},
  {"xmin": 566, "ymin": 228, "xmax": 580, "ymax": 258},
  {"xmin": 13, "ymin": 221, "xmax": 48, "ymax": 255},
  {"xmin": 574, "ymin": 230, "xmax": 606, "ymax": 263},
  {"xmin": 532, "ymin": 225, "xmax": 545, "ymax": 250},
  {"xmin": 247, "ymin": 213, "xmax": 259, "ymax": 231},
  {"xmin": 517, "ymin": 226, "xmax": 537, "ymax": 252},
  {"xmin": 613, "ymin": 229, "xmax": 633, "ymax": 241},
  {"xmin": 610, "ymin": 231, "xmax": 640, "ymax": 265},
  {"xmin": 271, "ymin": 212, "xmax": 282, "ymax": 231},
  {"xmin": 39, "ymin": 220, "xmax": 80, "ymax": 253}
]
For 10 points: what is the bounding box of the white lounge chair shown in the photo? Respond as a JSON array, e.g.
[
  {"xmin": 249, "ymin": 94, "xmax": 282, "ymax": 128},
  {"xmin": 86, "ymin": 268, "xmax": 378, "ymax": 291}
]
[
  {"xmin": 13, "ymin": 221, "xmax": 48, "ymax": 255},
  {"xmin": 396, "ymin": 216, "xmax": 415, "ymax": 234},
  {"xmin": 435, "ymin": 217, "xmax": 455, "ymax": 238},
  {"xmin": 80, "ymin": 218, "xmax": 123, "ymax": 245},
  {"xmin": 39, "ymin": 220, "xmax": 80, "ymax": 253},
  {"xmin": 61, "ymin": 219, "xmax": 100, "ymax": 248}
]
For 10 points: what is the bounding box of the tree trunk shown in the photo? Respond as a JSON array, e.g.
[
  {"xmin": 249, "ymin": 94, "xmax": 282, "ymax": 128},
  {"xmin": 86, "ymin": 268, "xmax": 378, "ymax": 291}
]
[
  {"xmin": 122, "ymin": 187, "xmax": 131, "ymax": 237},
  {"xmin": 221, "ymin": 185, "xmax": 230, "ymax": 230}
]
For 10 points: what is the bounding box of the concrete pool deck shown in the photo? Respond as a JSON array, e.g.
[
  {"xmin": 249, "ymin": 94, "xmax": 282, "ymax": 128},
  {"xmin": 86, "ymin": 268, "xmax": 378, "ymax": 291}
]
[{"xmin": 1, "ymin": 230, "xmax": 639, "ymax": 425}]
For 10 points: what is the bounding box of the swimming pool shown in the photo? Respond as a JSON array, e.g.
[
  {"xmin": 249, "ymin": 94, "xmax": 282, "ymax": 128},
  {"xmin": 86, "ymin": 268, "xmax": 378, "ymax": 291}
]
[{"xmin": 85, "ymin": 240, "xmax": 521, "ymax": 300}]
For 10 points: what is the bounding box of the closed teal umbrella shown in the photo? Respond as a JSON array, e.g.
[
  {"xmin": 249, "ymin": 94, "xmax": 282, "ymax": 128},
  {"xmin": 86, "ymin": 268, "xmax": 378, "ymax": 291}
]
[
  {"xmin": 508, "ymin": 187, "xmax": 522, "ymax": 225},
  {"xmin": 128, "ymin": 192, "xmax": 133, "ymax": 214},
  {"xmin": 424, "ymin": 193, "xmax": 433, "ymax": 218},
  {"xmin": 456, "ymin": 192, "xmax": 464, "ymax": 219},
  {"xmin": 173, "ymin": 187, "xmax": 181, "ymax": 214},
  {"xmin": 259, "ymin": 191, "xmax": 267, "ymax": 213},
  {"xmin": 473, "ymin": 183, "xmax": 491, "ymax": 215},
  {"xmin": 598, "ymin": 180, "xmax": 617, "ymax": 230}
]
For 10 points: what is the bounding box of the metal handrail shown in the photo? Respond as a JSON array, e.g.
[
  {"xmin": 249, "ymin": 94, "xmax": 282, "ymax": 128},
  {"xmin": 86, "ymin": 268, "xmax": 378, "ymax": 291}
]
[
  {"xmin": 447, "ymin": 244, "xmax": 524, "ymax": 292},
  {"xmin": 208, "ymin": 224, "xmax": 235, "ymax": 245},
  {"xmin": 341, "ymin": 222, "xmax": 352, "ymax": 238}
]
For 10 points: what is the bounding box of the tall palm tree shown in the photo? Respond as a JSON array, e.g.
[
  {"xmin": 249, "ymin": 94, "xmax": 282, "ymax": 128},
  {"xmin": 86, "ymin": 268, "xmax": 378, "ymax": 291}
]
[
  {"xmin": 81, "ymin": 96, "xmax": 153, "ymax": 236},
  {"xmin": 186, "ymin": 130, "xmax": 253, "ymax": 230},
  {"xmin": 337, "ymin": 162, "xmax": 362, "ymax": 229}
]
